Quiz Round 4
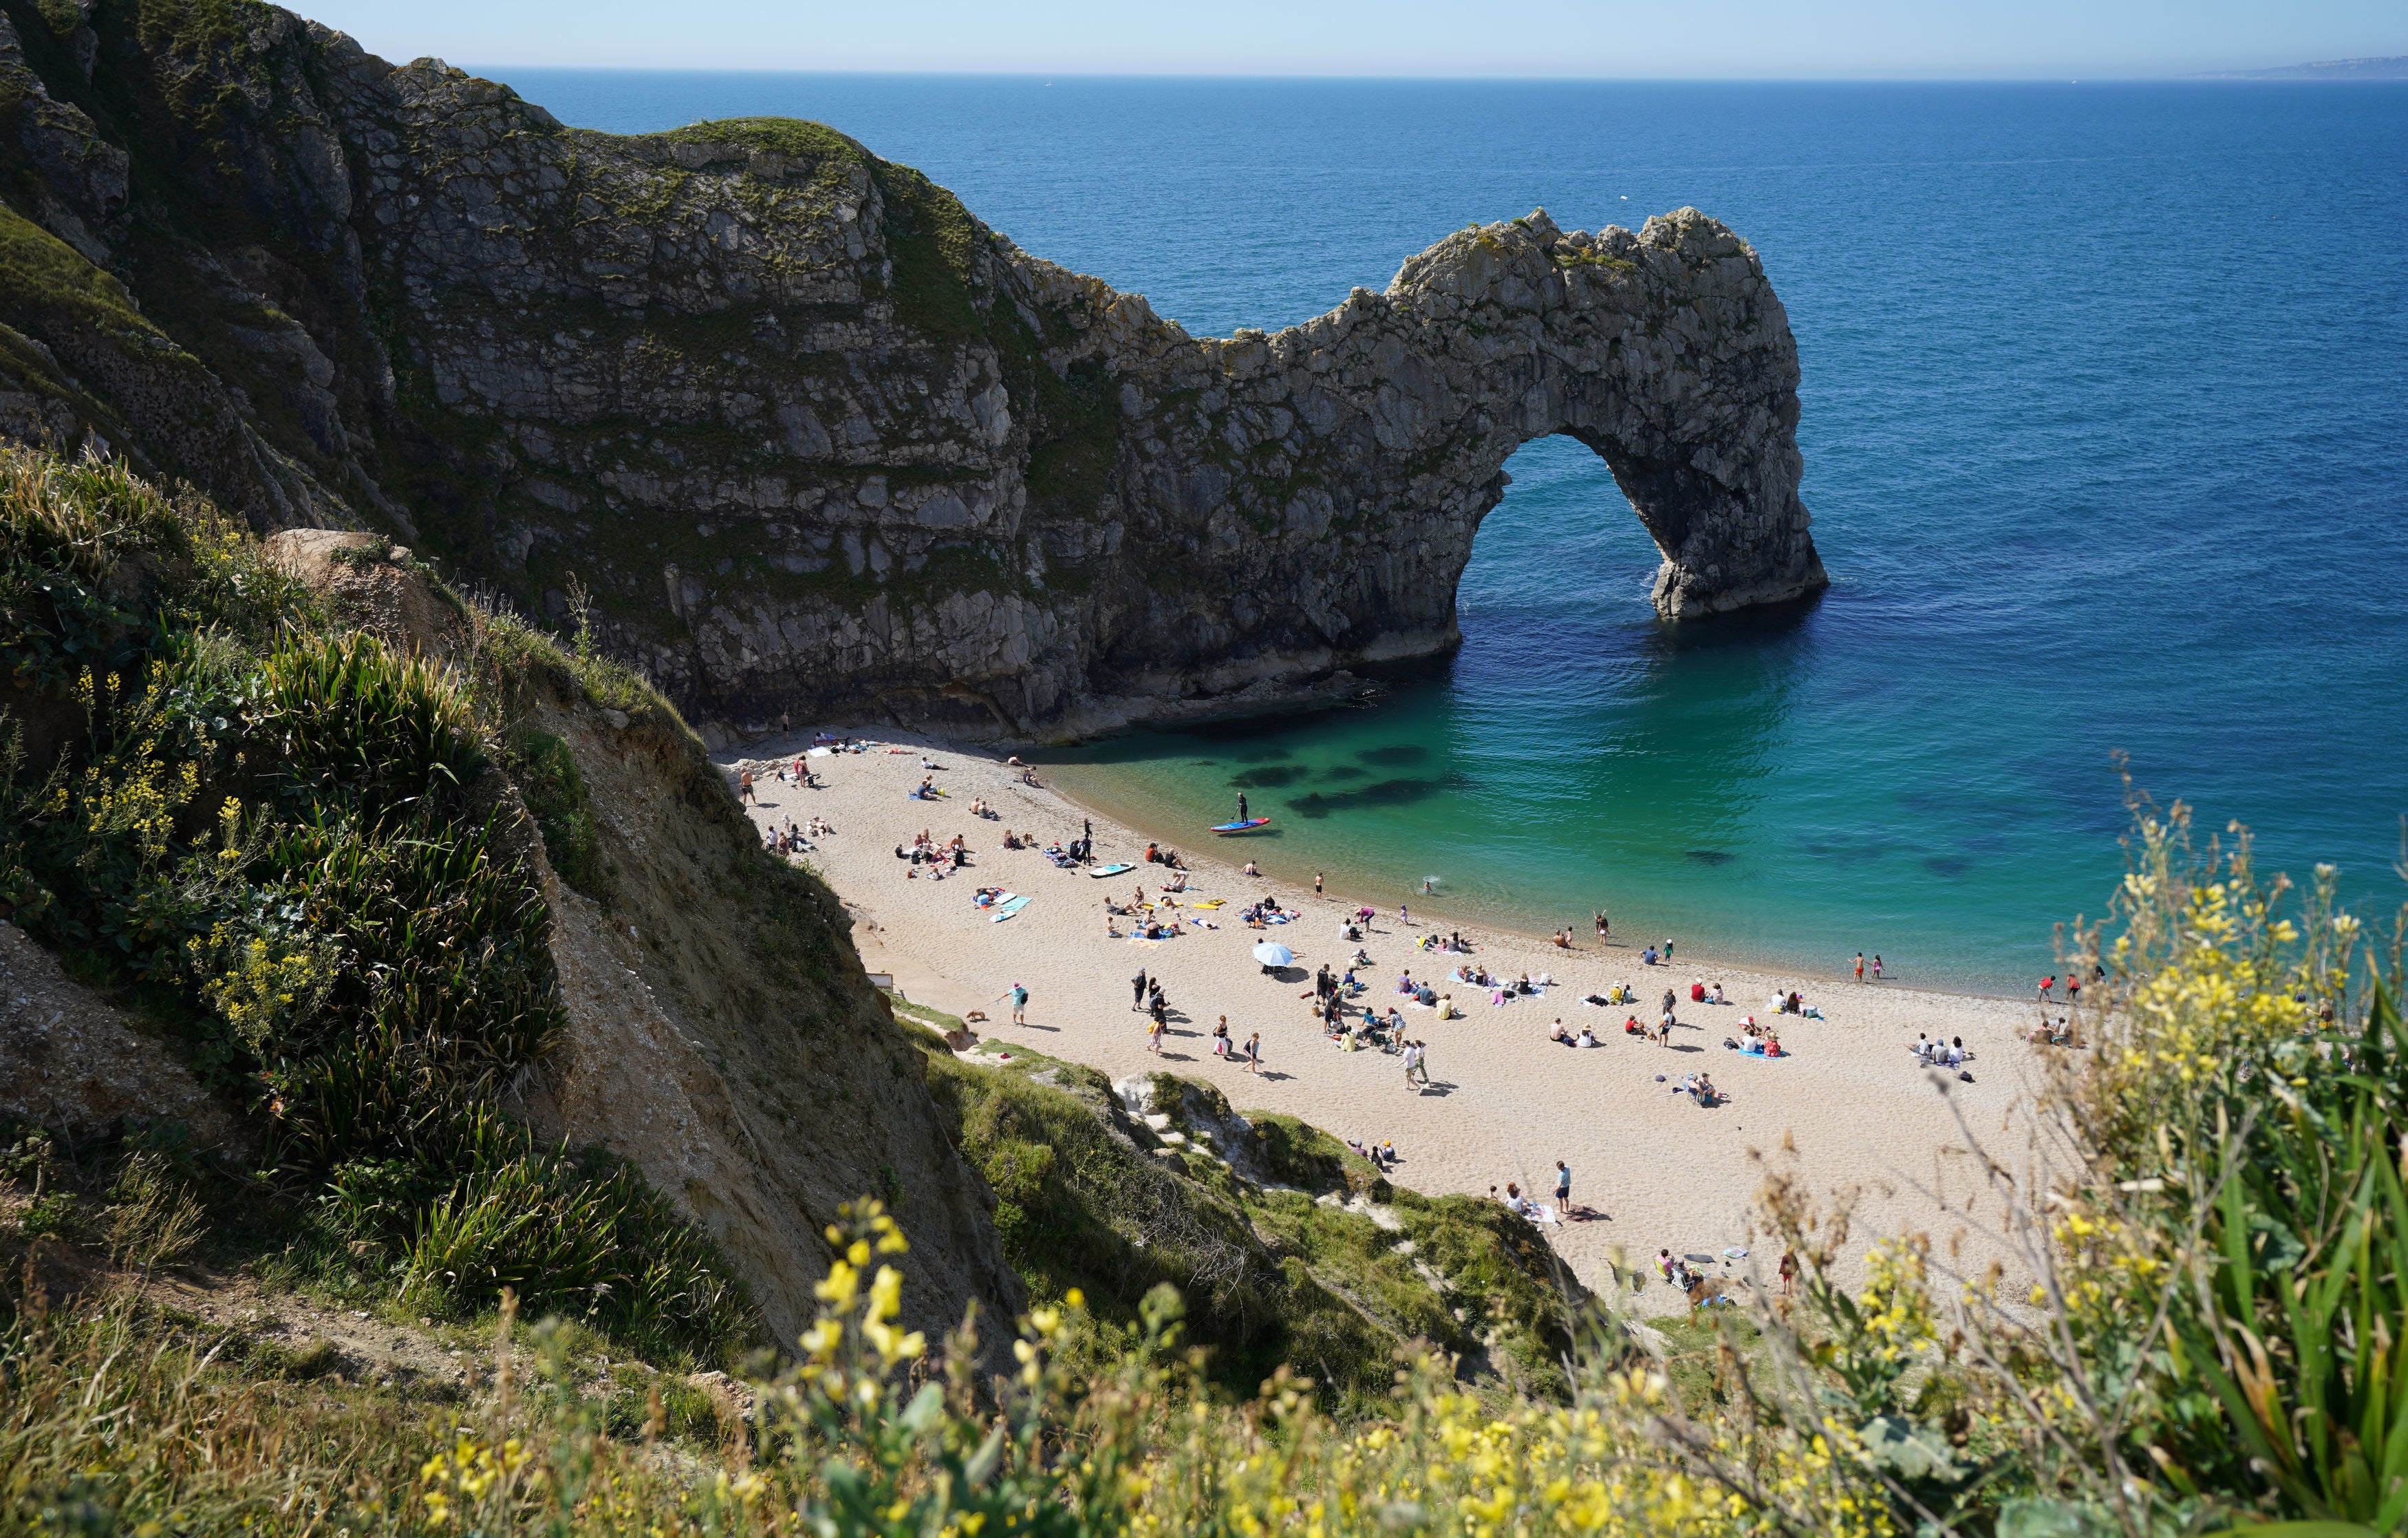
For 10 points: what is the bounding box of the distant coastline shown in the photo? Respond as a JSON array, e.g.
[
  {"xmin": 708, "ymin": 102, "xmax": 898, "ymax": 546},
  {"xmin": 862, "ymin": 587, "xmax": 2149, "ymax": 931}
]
[{"xmin": 2196, "ymin": 56, "xmax": 2408, "ymax": 80}]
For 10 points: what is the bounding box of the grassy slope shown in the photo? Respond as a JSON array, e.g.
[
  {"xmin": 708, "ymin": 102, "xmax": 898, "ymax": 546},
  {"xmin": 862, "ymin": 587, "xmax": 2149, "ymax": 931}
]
[{"xmin": 892, "ymin": 996, "xmax": 1585, "ymax": 1412}]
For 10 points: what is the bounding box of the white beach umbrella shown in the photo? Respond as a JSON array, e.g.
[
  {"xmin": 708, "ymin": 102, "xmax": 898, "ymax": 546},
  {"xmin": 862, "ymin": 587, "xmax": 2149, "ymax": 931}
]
[{"xmin": 1252, "ymin": 941, "xmax": 1295, "ymax": 968}]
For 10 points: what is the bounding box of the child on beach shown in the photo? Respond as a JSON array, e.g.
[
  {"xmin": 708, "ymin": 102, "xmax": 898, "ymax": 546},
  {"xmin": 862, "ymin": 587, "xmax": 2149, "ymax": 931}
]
[{"xmin": 1245, "ymin": 1032, "xmax": 1262, "ymax": 1075}]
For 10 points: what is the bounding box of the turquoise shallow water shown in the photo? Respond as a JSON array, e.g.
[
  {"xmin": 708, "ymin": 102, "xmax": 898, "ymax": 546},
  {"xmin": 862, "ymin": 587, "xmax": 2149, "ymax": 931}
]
[{"xmin": 497, "ymin": 71, "xmax": 2408, "ymax": 992}]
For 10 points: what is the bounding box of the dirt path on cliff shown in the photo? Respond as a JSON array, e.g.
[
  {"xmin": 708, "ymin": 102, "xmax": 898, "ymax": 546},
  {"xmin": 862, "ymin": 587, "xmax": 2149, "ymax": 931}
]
[{"xmin": 722, "ymin": 732, "xmax": 2047, "ymax": 1312}]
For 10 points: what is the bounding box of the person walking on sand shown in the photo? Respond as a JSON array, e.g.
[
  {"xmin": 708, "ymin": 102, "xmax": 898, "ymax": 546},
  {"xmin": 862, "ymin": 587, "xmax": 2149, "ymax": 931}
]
[
  {"xmin": 1410, "ymin": 1040, "xmax": 1430, "ymax": 1087},
  {"xmin": 1401, "ymin": 1040, "xmax": 1420, "ymax": 1088},
  {"xmin": 1778, "ymin": 1249, "xmax": 1798, "ymax": 1299},
  {"xmin": 1245, "ymin": 1032, "xmax": 1262, "ymax": 1075},
  {"xmin": 738, "ymin": 767, "xmax": 755, "ymax": 804},
  {"xmin": 1148, "ymin": 1014, "xmax": 1165, "ymax": 1056},
  {"xmin": 1400, "ymin": 901, "xmax": 1411, "ymax": 926},
  {"xmin": 1854, "ymin": 951, "xmax": 1865, "ymax": 983},
  {"xmin": 998, "ymin": 983, "xmax": 1028, "ymax": 1026},
  {"xmin": 1131, "ymin": 968, "xmax": 1148, "ymax": 1012}
]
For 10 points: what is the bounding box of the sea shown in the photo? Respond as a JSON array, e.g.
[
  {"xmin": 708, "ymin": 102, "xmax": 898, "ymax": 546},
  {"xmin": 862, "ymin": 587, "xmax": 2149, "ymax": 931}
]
[{"xmin": 492, "ymin": 70, "xmax": 2408, "ymax": 993}]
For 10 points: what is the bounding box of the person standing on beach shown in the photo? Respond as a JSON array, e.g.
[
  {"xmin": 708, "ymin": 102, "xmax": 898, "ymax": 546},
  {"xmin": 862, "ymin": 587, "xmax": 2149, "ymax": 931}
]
[
  {"xmin": 1872, "ymin": 954, "xmax": 1884, "ymax": 981},
  {"xmin": 1131, "ymin": 968, "xmax": 1148, "ymax": 1012},
  {"xmin": 1554, "ymin": 1160, "xmax": 1572, "ymax": 1212},
  {"xmin": 1002, "ymin": 983, "xmax": 1028, "ymax": 1026},
  {"xmin": 1854, "ymin": 952, "xmax": 1865, "ymax": 983},
  {"xmin": 738, "ymin": 768, "xmax": 755, "ymax": 804},
  {"xmin": 1778, "ymin": 1250, "xmax": 1798, "ymax": 1298},
  {"xmin": 1595, "ymin": 910, "xmax": 1609, "ymax": 942},
  {"xmin": 1400, "ymin": 902, "xmax": 1411, "ymax": 926},
  {"xmin": 1401, "ymin": 1040, "xmax": 1420, "ymax": 1087},
  {"xmin": 1245, "ymin": 1032, "xmax": 1262, "ymax": 1075},
  {"xmin": 1315, "ymin": 871, "xmax": 1324, "ymax": 897}
]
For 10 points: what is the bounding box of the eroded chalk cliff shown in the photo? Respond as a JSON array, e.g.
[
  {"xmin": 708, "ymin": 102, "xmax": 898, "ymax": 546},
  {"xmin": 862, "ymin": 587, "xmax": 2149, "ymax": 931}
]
[{"xmin": 0, "ymin": 0, "xmax": 1823, "ymax": 740}]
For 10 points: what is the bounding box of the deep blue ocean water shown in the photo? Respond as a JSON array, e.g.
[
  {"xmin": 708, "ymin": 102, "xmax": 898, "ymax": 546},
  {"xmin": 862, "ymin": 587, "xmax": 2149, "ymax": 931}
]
[{"xmin": 494, "ymin": 70, "xmax": 2408, "ymax": 991}]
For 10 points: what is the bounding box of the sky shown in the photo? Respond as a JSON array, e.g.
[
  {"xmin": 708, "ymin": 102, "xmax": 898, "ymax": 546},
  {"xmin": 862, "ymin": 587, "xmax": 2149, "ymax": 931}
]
[{"xmin": 301, "ymin": 1, "xmax": 2401, "ymax": 79}]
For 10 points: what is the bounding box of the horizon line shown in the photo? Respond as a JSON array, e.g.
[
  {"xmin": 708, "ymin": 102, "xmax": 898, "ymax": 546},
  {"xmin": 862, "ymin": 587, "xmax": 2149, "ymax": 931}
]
[{"xmin": 463, "ymin": 63, "xmax": 2408, "ymax": 85}]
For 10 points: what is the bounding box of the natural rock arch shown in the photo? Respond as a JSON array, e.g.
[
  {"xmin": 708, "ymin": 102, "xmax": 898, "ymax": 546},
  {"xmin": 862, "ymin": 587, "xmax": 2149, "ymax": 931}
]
[{"xmin": 1034, "ymin": 206, "xmax": 1828, "ymax": 729}]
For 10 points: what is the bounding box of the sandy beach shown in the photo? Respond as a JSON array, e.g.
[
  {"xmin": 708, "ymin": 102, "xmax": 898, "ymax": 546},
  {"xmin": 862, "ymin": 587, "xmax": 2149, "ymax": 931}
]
[{"xmin": 721, "ymin": 731, "xmax": 2052, "ymax": 1310}]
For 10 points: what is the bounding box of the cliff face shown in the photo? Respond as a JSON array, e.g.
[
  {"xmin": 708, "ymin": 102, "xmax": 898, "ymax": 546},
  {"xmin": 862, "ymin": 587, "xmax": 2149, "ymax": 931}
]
[{"xmin": 0, "ymin": 0, "xmax": 1823, "ymax": 740}]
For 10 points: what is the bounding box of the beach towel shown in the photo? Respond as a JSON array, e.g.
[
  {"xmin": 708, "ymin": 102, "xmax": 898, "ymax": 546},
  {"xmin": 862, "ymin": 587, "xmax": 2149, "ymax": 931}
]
[
  {"xmin": 990, "ymin": 895, "xmax": 1031, "ymax": 922},
  {"xmin": 1192, "ymin": 899, "xmax": 1225, "ymax": 909}
]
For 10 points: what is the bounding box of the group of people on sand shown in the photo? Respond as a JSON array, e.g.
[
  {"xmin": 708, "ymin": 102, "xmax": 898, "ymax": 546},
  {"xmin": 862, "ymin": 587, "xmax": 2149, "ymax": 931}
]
[
  {"xmin": 1913, "ymin": 1033, "xmax": 1975, "ymax": 1069},
  {"xmin": 2026, "ymin": 1014, "xmax": 2080, "ymax": 1047},
  {"xmin": 1347, "ymin": 1136, "xmax": 1400, "ymax": 1169},
  {"xmin": 1732, "ymin": 1015, "xmax": 1787, "ymax": 1056},
  {"xmin": 895, "ymin": 829, "xmax": 969, "ymax": 877},
  {"xmin": 764, "ymin": 814, "xmax": 828, "ymax": 857}
]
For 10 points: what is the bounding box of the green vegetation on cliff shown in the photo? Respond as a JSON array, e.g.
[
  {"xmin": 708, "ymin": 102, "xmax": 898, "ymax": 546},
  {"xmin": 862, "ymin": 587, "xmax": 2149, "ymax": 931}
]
[{"xmin": 0, "ymin": 446, "xmax": 751, "ymax": 1358}]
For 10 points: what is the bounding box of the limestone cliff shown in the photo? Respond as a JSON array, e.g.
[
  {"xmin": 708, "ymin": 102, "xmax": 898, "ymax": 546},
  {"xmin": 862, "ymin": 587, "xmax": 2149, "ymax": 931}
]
[{"xmin": 0, "ymin": 0, "xmax": 1823, "ymax": 740}]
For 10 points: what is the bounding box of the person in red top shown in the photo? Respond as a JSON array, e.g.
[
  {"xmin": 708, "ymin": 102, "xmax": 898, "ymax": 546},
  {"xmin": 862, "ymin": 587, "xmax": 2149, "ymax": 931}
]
[{"xmin": 2039, "ymin": 976, "xmax": 2056, "ymax": 1003}]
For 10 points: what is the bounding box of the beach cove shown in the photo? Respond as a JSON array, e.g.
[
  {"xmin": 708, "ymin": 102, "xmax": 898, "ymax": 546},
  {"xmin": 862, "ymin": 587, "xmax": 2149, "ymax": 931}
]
[{"xmin": 723, "ymin": 730, "xmax": 2051, "ymax": 1308}]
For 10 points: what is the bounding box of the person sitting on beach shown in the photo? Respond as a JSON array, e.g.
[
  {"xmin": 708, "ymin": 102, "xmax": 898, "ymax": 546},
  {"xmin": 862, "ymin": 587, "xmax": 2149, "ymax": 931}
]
[
  {"xmin": 1243, "ymin": 859, "xmax": 1260, "ymax": 877},
  {"xmin": 1624, "ymin": 1014, "xmax": 1644, "ymax": 1035},
  {"xmin": 1553, "ymin": 928, "xmax": 1571, "ymax": 950},
  {"xmin": 1578, "ymin": 1023, "xmax": 1598, "ymax": 1048},
  {"xmin": 1710, "ymin": 982, "xmax": 1726, "ymax": 1005},
  {"xmin": 1944, "ymin": 1036, "xmax": 1967, "ymax": 1067},
  {"xmin": 1641, "ymin": 946, "xmax": 1659, "ymax": 966},
  {"xmin": 1161, "ymin": 870, "xmax": 1189, "ymax": 893},
  {"xmin": 1437, "ymin": 993, "xmax": 1459, "ymax": 1019},
  {"xmin": 1549, "ymin": 1019, "xmax": 1573, "ymax": 1045},
  {"xmin": 1761, "ymin": 1034, "xmax": 1783, "ymax": 1058},
  {"xmin": 1690, "ymin": 979, "xmax": 1707, "ymax": 1003},
  {"xmin": 1516, "ymin": 973, "xmax": 1534, "ymax": 996}
]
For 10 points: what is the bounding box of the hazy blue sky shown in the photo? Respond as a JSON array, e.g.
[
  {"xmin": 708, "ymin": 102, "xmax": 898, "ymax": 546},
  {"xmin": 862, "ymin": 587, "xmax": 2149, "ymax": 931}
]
[{"xmin": 304, "ymin": 1, "xmax": 2398, "ymax": 79}]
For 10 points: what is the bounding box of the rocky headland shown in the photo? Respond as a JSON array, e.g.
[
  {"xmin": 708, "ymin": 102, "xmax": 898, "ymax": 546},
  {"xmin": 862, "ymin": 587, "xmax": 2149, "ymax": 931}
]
[{"xmin": 0, "ymin": 0, "xmax": 1821, "ymax": 740}]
